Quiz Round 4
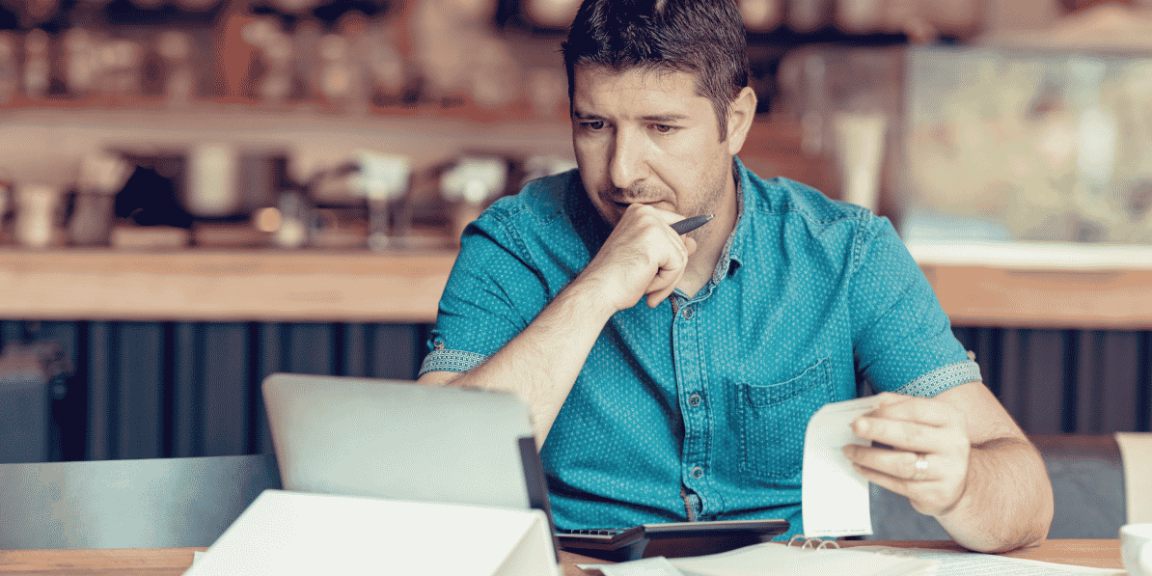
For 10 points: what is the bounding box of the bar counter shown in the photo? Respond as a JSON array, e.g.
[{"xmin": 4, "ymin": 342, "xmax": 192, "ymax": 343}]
[
  {"xmin": 0, "ymin": 248, "xmax": 456, "ymax": 323},
  {"xmin": 0, "ymin": 243, "xmax": 1149, "ymax": 328}
]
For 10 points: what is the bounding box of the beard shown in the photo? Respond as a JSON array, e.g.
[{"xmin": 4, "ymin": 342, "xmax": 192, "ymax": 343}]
[{"xmin": 593, "ymin": 178, "xmax": 728, "ymax": 244}]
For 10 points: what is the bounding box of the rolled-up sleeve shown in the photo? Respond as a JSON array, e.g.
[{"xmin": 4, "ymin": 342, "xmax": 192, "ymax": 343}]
[
  {"xmin": 848, "ymin": 216, "xmax": 980, "ymax": 396},
  {"xmin": 419, "ymin": 204, "xmax": 549, "ymax": 377}
]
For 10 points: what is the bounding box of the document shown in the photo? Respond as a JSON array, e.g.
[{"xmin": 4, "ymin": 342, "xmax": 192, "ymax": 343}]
[
  {"xmin": 671, "ymin": 543, "xmax": 933, "ymax": 576},
  {"xmin": 577, "ymin": 557, "xmax": 685, "ymax": 576},
  {"xmin": 801, "ymin": 395, "xmax": 881, "ymax": 538},
  {"xmin": 183, "ymin": 490, "xmax": 560, "ymax": 576},
  {"xmin": 580, "ymin": 543, "xmax": 1123, "ymax": 576},
  {"xmin": 850, "ymin": 546, "xmax": 1125, "ymax": 576}
]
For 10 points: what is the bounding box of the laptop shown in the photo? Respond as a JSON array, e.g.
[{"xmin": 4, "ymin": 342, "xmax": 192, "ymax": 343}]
[{"xmin": 262, "ymin": 373, "xmax": 787, "ymax": 560}]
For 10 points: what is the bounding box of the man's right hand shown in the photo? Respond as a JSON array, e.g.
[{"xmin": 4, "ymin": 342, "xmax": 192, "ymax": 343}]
[
  {"xmin": 420, "ymin": 204, "xmax": 698, "ymax": 445},
  {"xmin": 577, "ymin": 204, "xmax": 698, "ymax": 311}
]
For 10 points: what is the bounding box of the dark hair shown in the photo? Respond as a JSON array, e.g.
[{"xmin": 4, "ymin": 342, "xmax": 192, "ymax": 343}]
[{"xmin": 561, "ymin": 0, "xmax": 750, "ymax": 140}]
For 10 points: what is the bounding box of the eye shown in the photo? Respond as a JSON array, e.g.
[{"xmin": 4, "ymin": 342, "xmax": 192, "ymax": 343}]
[
  {"xmin": 581, "ymin": 120, "xmax": 606, "ymax": 130},
  {"xmin": 652, "ymin": 124, "xmax": 676, "ymax": 134}
]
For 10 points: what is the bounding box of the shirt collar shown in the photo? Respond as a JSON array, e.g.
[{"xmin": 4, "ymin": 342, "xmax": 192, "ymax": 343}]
[{"xmin": 710, "ymin": 157, "xmax": 749, "ymax": 285}]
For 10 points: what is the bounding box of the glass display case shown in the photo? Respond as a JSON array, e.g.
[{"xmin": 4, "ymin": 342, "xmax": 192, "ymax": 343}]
[{"xmin": 900, "ymin": 46, "xmax": 1152, "ymax": 245}]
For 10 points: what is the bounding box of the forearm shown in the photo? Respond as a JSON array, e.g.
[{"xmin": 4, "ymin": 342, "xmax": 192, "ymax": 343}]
[
  {"xmin": 434, "ymin": 279, "xmax": 616, "ymax": 445},
  {"xmin": 423, "ymin": 205, "xmax": 695, "ymax": 444},
  {"xmin": 936, "ymin": 437, "xmax": 1053, "ymax": 553}
]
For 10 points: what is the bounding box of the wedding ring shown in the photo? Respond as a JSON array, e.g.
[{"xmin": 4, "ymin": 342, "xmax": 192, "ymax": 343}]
[{"xmin": 912, "ymin": 453, "xmax": 929, "ymax": 481}]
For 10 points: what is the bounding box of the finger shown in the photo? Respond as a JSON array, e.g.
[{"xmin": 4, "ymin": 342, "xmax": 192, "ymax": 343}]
[
  {"xmin": 866, "ymin": 393, "xmax": 956, "ymax": 427},
  {"xmin": 647, "ymin": 290, "xmax": 673, "ymax": 309},
  {"xmin": 852, "ymin": 461, "xmax": 966, "ymax": 518},
  {"xmin": 869, "ymin": 391, "xmax": 907, "ymax": 406},
  {"xmin": 643, "ymin": 228, "xmax": 689, "ymax": 308},
  {"xmin": 646, "ymin": 264, "xmax": 685, "ymax": 308},
  {"xmin": 682, "ymin": 236, "xmax": 697, "ymax": 257},
  {"xmin": 844, "ymin": 444, "xmax": 935, "ymax": 482},
  {"xmin": 634, "ymin": 204, "xmax": 690, "ymax": 226},
  {"xmin": 852, "ymin": 461, "xmax": 916, "ymax": 498},
  {"xmin": 852, "ymin": 417, "xmax": 949, "ymax": 453}
]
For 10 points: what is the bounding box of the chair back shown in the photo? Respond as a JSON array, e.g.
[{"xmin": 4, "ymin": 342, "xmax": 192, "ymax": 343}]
[{"xmin": 0, "ymin": 453, "xmax": 281, "ymax": 549}]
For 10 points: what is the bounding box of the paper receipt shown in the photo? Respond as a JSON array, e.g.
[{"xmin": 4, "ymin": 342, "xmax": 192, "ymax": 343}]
[{"xmin": 801, "ymin": 395, "xmax": 882, "ymax": 538}]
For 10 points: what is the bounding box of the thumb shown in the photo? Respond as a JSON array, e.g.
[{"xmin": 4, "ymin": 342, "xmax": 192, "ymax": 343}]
[{"xmin": 683, "ymin": 236, "xmax": 698, "ymax": 257}]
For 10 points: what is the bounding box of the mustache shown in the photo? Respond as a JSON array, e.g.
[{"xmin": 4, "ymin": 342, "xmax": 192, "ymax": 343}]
[{"xmin": 603, "ymin": 184, "xmax": 665, "ymax": 203}]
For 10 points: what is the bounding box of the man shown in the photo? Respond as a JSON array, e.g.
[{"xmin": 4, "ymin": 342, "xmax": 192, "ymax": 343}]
[{"xmin": 418, "ymin": 0, "xmax": 1053, "ymax": 553}]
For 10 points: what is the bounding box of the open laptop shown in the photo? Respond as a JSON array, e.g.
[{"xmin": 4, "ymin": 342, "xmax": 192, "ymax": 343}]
[
  {"xmin": 263, "ymin": 373, "xmax": 537, "ymax": 512},
  {"xmin": 262, "ymin": 373, "xmax": 787, "ymax": 560}
]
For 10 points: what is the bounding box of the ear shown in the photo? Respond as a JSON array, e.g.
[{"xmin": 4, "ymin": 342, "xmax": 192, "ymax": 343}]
[{"xmin": 725, "ymin": 86, "xmax": 758, "ymax": 156}]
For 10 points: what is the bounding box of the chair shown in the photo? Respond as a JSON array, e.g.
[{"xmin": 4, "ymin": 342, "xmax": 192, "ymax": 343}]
[
  {"xmin": 865, "ymin": 434, "xmax": 1126, "ymax": 540},
  {"xmin": 0, "ymin": 340, "xmax": 72, "ymax": 464},
  {"xmin": 0, "ymin": 453, "xmax": 281, "ymax": 549}
]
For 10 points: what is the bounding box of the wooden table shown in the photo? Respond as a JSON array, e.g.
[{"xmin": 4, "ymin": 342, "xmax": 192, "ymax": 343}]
[{"xmin": 0, "ymin": 540, "xmax": 1123, "ymax": 575}]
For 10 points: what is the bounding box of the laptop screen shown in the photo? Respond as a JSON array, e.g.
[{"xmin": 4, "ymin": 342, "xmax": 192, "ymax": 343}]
[{"xmin": 262, "ymin": 373, "xmax": 548, "ymax": 515}]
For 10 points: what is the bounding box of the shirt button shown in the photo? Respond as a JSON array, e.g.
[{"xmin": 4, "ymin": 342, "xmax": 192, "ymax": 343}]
[
  {"xmin": 688, "ymin": 393, "xmax": 702, "ymax": 407},
  {"xmin": 682, "ymin": 306, "xmax": 695, "ymax": 320},
  {"xmin": 691, "ymin": 466, "xmax": 704, "ymax": 479}
]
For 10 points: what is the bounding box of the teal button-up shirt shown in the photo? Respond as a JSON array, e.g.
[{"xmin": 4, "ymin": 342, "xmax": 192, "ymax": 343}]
[{"xmin": 421, "ymin": 158, "xmax": 980, "ymax": 538}]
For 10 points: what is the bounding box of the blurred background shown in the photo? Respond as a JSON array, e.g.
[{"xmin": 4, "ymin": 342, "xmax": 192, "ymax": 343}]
[{"xmin": 0, "ymin": 0, "xmax": 1149, "ymax": 464}]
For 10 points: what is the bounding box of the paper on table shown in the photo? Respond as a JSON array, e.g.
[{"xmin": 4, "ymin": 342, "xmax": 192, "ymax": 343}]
[
  {"xmin": 849, "ymin": 546, "xmax": 1125, "ymax": 576},
  {"xmin": 580, "ymin": 544, "xmax": 1121, "ymax": 576},
  {"xmin": 183, "ymin": 490, "xmax": 560, "ymax": 576},
  {"xmin": 577, "ymin": 557, "xmax": 685, "ymax": 576},
  {"xmin": 801, "ymin": 395, "xmax": 882, "ymax": 538},
  {"xmin": 182, "ymin": 550, "xmax": 207, "ymax": 575},
  {"xmin": 667, "ymin": 542, "xmax": 935, "ymax": 576}
]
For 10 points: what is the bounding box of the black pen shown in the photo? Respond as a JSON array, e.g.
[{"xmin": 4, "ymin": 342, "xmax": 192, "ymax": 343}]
[{"xmin": 670, "ymin": 214, "xmax": 714, "ymax": 235}]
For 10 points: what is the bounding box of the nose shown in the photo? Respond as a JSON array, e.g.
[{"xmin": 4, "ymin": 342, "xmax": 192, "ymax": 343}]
[{"xmin": 608, "ymin": 126, "xmax": 649, "ymax": 191}]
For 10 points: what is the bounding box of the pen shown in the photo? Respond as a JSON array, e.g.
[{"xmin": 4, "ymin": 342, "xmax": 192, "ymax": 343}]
[{"xmin": 670, "ymin": 214, "xmax": 714, "ymax": 235}]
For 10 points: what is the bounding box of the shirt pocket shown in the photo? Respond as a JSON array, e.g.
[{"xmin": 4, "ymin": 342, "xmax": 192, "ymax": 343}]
[{"xmin": 737, "ymin": 357, "xmax": 833, "ymax": 482}]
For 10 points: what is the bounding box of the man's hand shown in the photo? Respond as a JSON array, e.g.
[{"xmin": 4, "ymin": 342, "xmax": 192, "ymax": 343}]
[
  {"xmin": 421, "ymin": 203, "xmax": 701, "ymax": 445},
  {"xmin": 842, "ymin": 392, "xmax": 971, "ymax": 517},
  {"xmin": 840, "ymin": 383, "xmax": 1052, "ymax": 552},
  {"xmin": 578, "ymin": 204, "xmax": 698, "ymax": 311}
]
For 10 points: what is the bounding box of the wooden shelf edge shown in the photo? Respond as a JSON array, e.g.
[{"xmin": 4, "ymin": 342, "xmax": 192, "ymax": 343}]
[
  {"xmin": 0, "ymin": 249, "xmax": 1149, "ymax": 328},
  {"xmin": 0, "ymin": 248, "xmax": 457, "ymax": 324},
  {"xmin": 923, "ymin": 264, "xmax": 1152, "ymax": 331}
]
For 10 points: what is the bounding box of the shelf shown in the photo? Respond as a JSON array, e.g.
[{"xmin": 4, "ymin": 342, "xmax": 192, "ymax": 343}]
[
  {"xmin": 913, "ymin": 242, "xmax": 1152, "ymax": 330},
  {"xmin": 1, "ymin": 244, "xmax": 1149, "ymax": 328},
  {"xmin": 0, "ymin": 248, "xmax": 456, "ymax": 323},
  {"xmin": 0, "ymin": 105, "xmax": 577, "ymax": 190}
]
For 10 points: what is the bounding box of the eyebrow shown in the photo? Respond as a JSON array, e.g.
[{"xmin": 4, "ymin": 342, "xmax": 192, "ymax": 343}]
[
  {"xmin": 571, "ymin": 110, "xmax": 690, "ymax": 123},
  {"xmin": 571, "ymin": 110, "xmax": 601, "ymax": 121}
]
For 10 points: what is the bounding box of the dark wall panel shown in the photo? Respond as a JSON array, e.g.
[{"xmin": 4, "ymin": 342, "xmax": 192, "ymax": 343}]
[
  {"xmin": 1, "ymin": 320, "xmax": 431, "ymax": 462},
  {"xmin": 86, "ymin": 322, "xmax": 114, "ymax": 461},
  {"xmin": 171, "ymin": 323, "xmax": 199, "ymax": 458},
  {"xmin": 953, "ymin": 327, "xmax": 1152, "ymax": 434},
  {"xmin": 201, "ymin": 324, "xmax": 251, "ymax": 457},
  {"xmin": 116, "ymin": 323, "xmax": 165, "ymax": 460},
  {"xmin": 2, "ymin": 320, "xmax": 1149, "ymax": 463}
]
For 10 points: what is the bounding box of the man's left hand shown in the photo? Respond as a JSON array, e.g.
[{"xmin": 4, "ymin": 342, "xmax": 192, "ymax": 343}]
[{"xmin": 841, "ymin": 392, "xmax": 971, "ymax": 517}]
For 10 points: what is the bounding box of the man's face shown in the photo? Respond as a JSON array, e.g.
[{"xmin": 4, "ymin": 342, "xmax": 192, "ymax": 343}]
[{"xmin": 570, "ymin": 65, "xmax": 739, "ymax": 233}]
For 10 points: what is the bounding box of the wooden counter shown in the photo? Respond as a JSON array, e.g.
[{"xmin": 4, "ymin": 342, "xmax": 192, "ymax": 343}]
[
  {"xmin": 912, "ymin": 242, "xmax": 1152, "ymax": 330},
  {"xmin": 0, "ymin": 248, "xmax": 456, "ymax": 323},
  {"xmin": 0, "ymin": 243, "xmax": 1149, "ymax": 327}
]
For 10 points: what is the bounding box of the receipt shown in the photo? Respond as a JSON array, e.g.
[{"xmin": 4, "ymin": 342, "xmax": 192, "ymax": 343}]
[{"xmin": 801, "ymin": 395, "xmax": 881, "ymax": 538}]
